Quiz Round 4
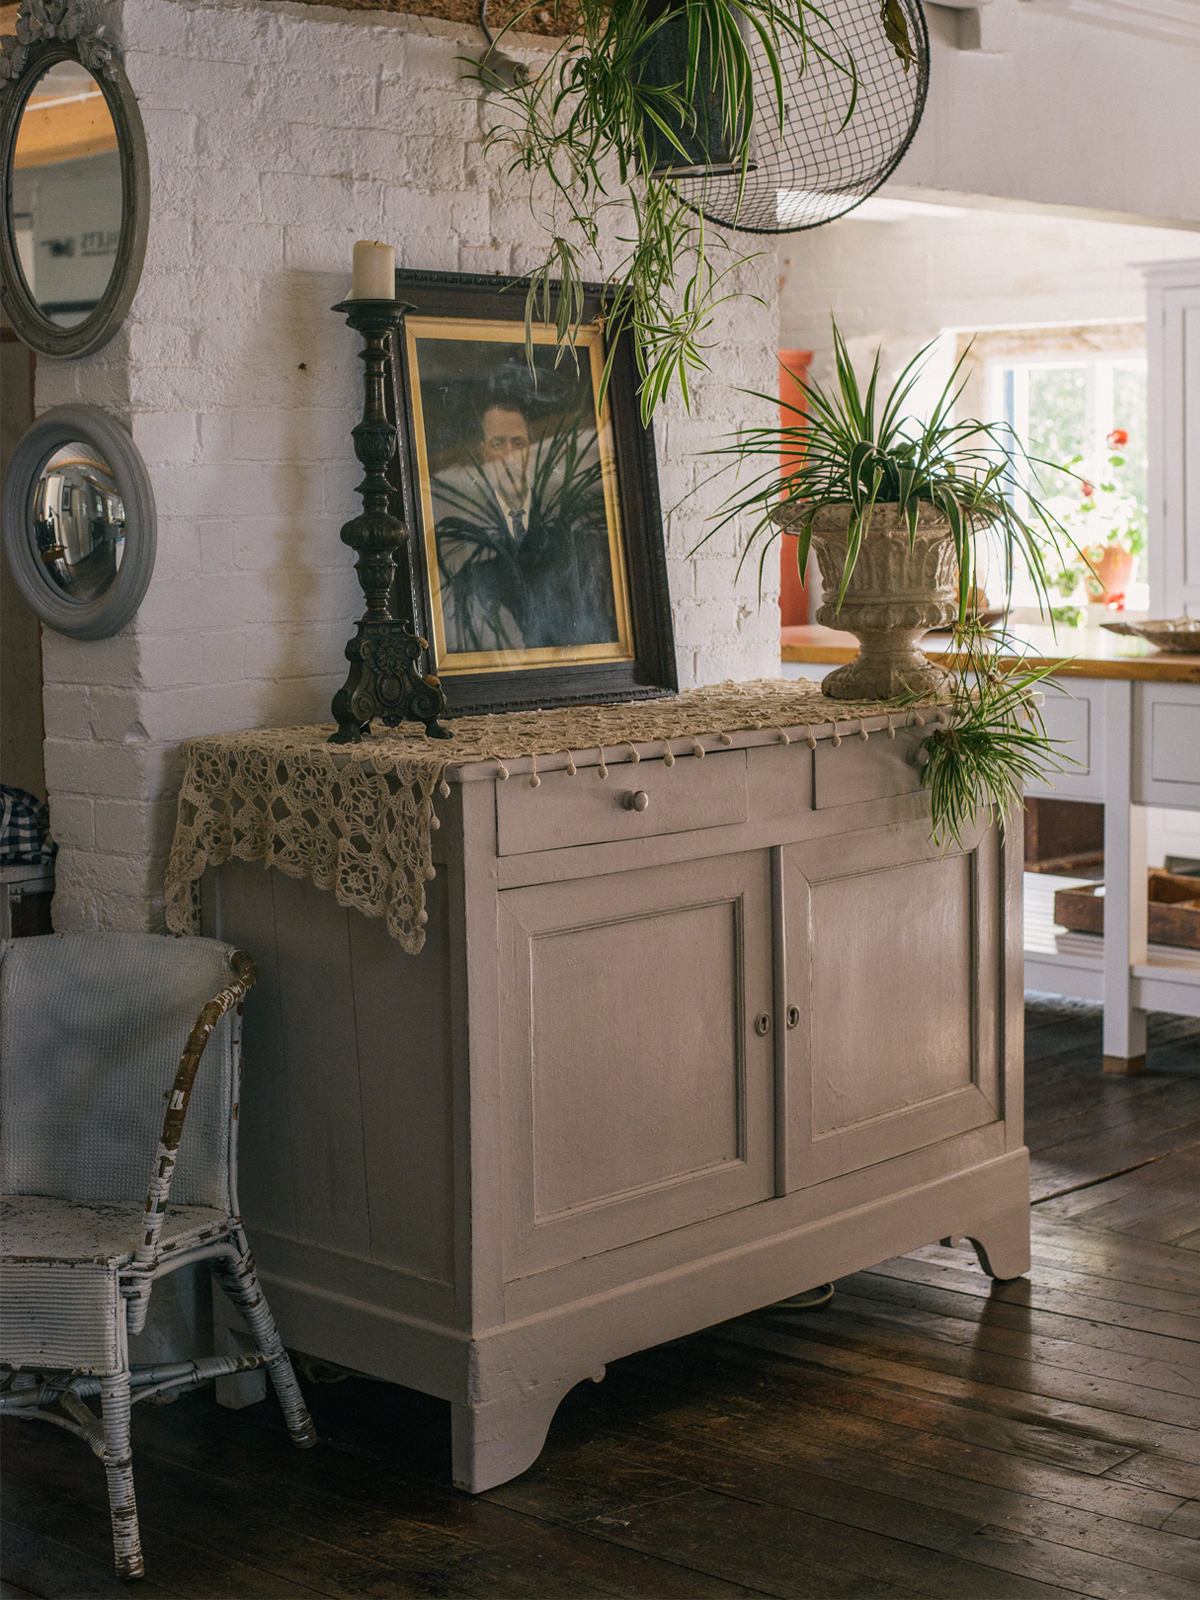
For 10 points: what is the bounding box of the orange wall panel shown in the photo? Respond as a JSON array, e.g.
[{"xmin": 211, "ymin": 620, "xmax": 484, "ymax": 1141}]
[{"xmin": 778, "ymin": 350, "xmax": 812, "ymax": 629}]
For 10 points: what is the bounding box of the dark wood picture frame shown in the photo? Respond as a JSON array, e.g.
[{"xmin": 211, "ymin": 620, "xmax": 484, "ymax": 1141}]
[{"xmin": 389, "ymin": 268, "xmax": 677, "ymax": 717}]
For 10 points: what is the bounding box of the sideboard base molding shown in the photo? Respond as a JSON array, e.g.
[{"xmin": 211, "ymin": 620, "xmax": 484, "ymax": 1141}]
[{"xmin": 252, "ymin": 1148, "xmax": 1029, "ymax": 1492}]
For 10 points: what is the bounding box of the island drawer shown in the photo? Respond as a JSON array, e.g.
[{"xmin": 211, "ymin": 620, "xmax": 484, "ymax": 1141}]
[
  {"xmin": 495, "ymin": 749, "xmax": 748, "ymax": 856},
  {"xmin": 1135, "ymin": 682, "xmax": 1200, "ymax": 808},
  {"xmin": 1025, "ymin": 682, "xmax": 1105, "ymax": 803}
]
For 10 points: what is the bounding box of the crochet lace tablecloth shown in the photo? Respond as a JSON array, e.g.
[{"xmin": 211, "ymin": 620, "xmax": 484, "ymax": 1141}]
[{"xmin": 165, "ymin": 678, "xmax": 936, "ymax": 953}]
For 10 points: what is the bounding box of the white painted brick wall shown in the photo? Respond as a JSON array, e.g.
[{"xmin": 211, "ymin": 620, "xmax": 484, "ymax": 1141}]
[{"xmin": 40, "ymin": 0, "xmax": 780, "ymax": 933}]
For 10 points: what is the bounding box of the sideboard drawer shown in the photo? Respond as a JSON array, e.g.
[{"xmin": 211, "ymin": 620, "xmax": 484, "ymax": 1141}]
[
  {"xmin": 812, "ymin": 728, "xmax": 923, "ymax": 809},
  {"xmin": 495, "ymin": 749, "xmax": 748, "ymax": 856}
]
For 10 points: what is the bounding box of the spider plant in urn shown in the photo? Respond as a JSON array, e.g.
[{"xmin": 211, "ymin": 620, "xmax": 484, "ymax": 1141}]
[
  {"xmin": 707, "ymin": 327, "xmax": 1075, "ymax": 844},
  {"xmin": 473, "ymin": 0, "xmax": 915, "ymax": 420}
]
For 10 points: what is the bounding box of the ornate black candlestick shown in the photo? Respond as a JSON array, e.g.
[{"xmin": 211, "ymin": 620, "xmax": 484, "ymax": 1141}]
[{"xmin": 328, "ymin": 298, "xmax": 450, "ymax": 744}]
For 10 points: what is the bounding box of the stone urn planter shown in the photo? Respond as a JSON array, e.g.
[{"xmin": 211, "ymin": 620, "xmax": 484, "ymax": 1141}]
[{"xmin": 774, "ymin": 501, "xmax": 959, "ymax": 701}]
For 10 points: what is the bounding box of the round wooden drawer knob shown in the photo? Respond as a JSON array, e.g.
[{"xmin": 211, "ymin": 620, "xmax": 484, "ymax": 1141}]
[{"xmin": 622, "ymin": 789, "xmax": 651, "ymax": 812}]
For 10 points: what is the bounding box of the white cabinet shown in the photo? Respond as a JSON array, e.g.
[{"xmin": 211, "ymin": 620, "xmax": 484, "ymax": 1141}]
[
  {"xmin": 205, "ymin": 730, "xmax": 1028, "ymax": 1495},
  {"xmin": 1021, "ymin": 674, "xmax": 1200, "ymax": 1066},
  {"xmin": 1145, "ymin": 259, "xmax": 1200, "ymax": 619}
]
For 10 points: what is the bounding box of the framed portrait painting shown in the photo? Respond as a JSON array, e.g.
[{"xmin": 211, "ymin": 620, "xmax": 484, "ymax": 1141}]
[{"xmin": 391, "ymin": 269, "xmax": 677, "ymax": 716}]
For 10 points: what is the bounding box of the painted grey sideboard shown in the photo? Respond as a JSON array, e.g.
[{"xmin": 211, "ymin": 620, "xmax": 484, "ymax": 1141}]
[{"xmin": 202, "ymin": 722, "xmax": 1029, "ymax": 1493}]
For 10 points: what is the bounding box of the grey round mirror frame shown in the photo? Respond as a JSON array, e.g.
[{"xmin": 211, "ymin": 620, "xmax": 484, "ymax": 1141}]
[
  {"xmin": 2, "ymin": 404, "xmax": 156, "ymax": 638},
  {"xmin": 0, "ymin": 19, "xmax": 149, "ymax": 359}
]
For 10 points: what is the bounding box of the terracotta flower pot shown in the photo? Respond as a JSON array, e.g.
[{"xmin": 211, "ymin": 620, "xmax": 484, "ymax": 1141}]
[
  {"xmin": 774, "ymin": 501, "xmax": 958, "ymax": 701},
  {"xmin": 1083, "ymin": 545, "xmax": 1134, "ymax": 608}
]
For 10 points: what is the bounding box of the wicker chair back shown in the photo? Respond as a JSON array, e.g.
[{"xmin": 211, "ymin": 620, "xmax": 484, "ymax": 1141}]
[{"xmin": 0, "ymin": 933, "xmax": 237, "ymax": 1209}]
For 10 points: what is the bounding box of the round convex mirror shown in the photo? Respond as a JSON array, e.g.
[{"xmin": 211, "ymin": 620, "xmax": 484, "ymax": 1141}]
[
  {"xmin": 2, "ymin": 406, "xmax": 156, "ymax": 639},
  {"xmin": 0, "ymin": 38, "xmax": 149, "ymax": 358},
  {"xmin": 32, "ymin": 444, "xmax": 127, "ymax": 602}
]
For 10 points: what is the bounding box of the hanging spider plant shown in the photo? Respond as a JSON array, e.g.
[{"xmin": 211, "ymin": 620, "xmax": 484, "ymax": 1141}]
[
  {"xmin": 472, "ymin": 0, "xmax": 912, "ymax": 421},
  {"xmin": 910, "ymin": 624, "xmax": 1073, "ymax": 849}
]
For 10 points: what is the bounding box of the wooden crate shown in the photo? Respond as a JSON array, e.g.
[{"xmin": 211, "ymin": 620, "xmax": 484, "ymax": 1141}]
[
  {"xmin": 1023, "ymin": 797, "xmax": 1104, "ymax": 873},
  {"xmin": 1054, "ymin": 869, "xmax": 1200, "ymax": 950}
]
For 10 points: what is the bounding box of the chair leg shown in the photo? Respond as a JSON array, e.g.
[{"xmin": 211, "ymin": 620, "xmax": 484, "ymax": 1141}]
[
  {"xmin": 212, "ymin": 1241, "xmax": 317, "ymax": 1449},
  {"xmin": 99, "ymin": 1371, "xmax": 143, "ymax": 1580}
]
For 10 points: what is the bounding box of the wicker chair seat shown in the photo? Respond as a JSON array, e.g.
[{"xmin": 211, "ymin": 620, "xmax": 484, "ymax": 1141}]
[
  {"xmin": 2, "ymin": 1196, "xmax": 234, "ymax": 1373},
  {"xmin": 2, "ymin": 1194, "xmax": 233, "ymax": 1266}
]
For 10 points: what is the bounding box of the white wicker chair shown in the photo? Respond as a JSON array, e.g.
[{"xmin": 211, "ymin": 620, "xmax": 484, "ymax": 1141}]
[{"xmin": 0, "ymin": 933, "xmax": 316, "ymax": 1579}]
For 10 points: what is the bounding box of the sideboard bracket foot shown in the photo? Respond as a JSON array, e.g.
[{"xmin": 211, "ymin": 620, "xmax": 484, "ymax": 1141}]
[
  {"xmin": 941, "ymin": 1203, "xmax": 1030, "ymax": 1282},
  {"xmin": 451, "ymin": 1382, "xmax": 575, "ymax": 1494}
]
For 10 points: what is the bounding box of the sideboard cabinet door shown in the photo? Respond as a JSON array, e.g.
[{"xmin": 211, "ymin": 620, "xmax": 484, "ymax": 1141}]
[
  {"xmin": 781, "ymin": 820, "xmax": 1003, "ymax": 1190},
  {"xmin": 499, "ymin": 851, "xmax": 775, "ymax": 1279}
]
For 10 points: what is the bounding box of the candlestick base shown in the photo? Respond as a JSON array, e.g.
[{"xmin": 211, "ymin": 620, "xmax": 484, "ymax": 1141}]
[{"xmin": 330, "ymin": 618, "xmax": 451, "ymax": 744}]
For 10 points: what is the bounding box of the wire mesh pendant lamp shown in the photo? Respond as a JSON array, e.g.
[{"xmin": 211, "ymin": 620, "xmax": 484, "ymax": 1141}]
[{"xmin": 666, "ymin": 0, "xmax": 930, "ymax": 234}]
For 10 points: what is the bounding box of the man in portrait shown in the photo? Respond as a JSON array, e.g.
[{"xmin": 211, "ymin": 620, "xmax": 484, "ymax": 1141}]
[{"xmin": 430, "ymin": 385, "xmax": 621, "ymax": 657}]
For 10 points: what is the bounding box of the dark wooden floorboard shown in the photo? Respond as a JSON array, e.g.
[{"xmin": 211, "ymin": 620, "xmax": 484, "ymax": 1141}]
[
  {"xmin": 0, "ymin": 1522, "xmax": 186, "ymax": 1600},
  {"xmin": 1024, "ymin": 1005, "xmax": 1200, "ymax": 1203},
  {"xmin": 5, "ymin": 996, "xmax": 1199, "ymax": 1599},
  {"xmin": 535, "ymin": 1369, "xmax": 1200, "ymax": 1582},
  {"xmin": 816, "ymin": 1293, "xmax": 1200, "ymax": 1401},
  {"xmin": 842, "ymin": 1263, "xmax": 1200, "ymax": 1366},
  {"xmin": 757, "ymin": 1287, "xmax": 1200, "ymax": 1397}
]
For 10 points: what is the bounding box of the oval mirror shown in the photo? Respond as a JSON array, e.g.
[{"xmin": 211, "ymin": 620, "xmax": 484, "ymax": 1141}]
[
  {"xmin": 0, "ymin": 36, "xmax": 149, "ymax": 358},
  {"xmin": 10, "ymin": 59, "xmax": 122, "ymax": 327},
  {"xmin": 2, "ymin": 405, "xmax": 156, "ymax": 639}
]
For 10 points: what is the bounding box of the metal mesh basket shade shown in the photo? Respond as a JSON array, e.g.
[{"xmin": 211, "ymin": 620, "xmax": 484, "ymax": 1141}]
[{"xmin": 671, "ymin": 0, "xmax": 929, "ymax": 233}]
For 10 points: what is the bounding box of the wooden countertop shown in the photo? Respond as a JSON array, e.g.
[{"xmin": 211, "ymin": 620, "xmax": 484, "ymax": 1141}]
[{"xmin": 781, "ymin": 621, "xmax": 1200, "ymax": 683}]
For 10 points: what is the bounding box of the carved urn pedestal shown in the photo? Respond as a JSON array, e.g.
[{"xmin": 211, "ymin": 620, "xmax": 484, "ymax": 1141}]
[{"xmin": 776, "ymin": 502, "xmax": 959, "ymax": 701}]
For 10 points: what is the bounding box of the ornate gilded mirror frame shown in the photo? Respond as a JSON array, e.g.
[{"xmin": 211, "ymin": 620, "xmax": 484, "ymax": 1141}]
[
  {"xmin": 2, "ymin": 403, "xmax": 157, "ymax": 638},
  {"xmin": 0, "ymin": 1, "xmax": 149, "ymax": 358}
]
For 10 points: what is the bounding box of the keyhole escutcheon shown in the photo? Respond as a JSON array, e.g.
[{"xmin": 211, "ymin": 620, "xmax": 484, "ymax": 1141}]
[
  {"xmin": 786, "ymin": 1005, "xmax": 800, "ymax": 1029},
  {"xmin": 754, "ymin": 1013, "xmax": 771, "ymax": 1036}
]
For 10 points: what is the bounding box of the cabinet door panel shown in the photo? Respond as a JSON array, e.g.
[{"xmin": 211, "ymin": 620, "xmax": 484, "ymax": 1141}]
[
  {"xmin": 782, "ymin": 821, "xmax": 1002, "ymax": 1189},
  {"xmin": 500, "ymin": 852, "xmax": 774, "ymax": 1277}
]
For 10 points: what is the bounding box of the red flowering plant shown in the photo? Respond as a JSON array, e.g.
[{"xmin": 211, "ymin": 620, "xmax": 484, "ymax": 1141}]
[{"xmin": 1046, "ymin": 429, "xmax": 1145, "ymax": 610}]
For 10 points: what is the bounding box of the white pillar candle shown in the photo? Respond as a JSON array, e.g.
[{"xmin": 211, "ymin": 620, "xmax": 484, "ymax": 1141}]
[{"xmin": 350, "ymin": 240, "xmax": 395, "ymax": 300}]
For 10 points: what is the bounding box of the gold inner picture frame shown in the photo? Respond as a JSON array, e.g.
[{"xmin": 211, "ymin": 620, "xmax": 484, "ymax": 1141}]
[{"xmin": 405, "ymin": 317, "xmax": 636, "ymax": 675}]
